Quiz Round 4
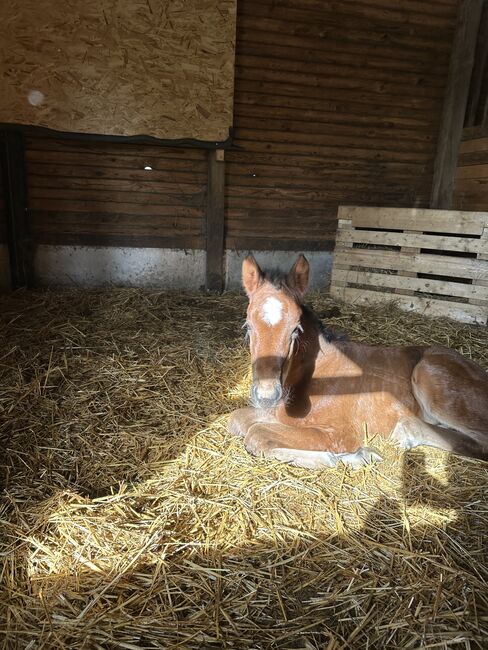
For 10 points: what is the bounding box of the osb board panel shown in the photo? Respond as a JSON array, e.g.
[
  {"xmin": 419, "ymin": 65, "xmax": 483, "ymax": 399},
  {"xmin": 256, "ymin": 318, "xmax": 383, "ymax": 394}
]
[
  {"xmin": 26, "ymin": 134, "xmax": 208, "ymax": 249},
  {"xmin": 330, "ymin": 206, "xmax": 488, "ymax": 325},
  {"xmin": 225, "ymin": 0, "xmax": 457, "ymax": 251},
  {"xmin": 0, "ymin": 0, "xmax": 236, "ymax": 142}
]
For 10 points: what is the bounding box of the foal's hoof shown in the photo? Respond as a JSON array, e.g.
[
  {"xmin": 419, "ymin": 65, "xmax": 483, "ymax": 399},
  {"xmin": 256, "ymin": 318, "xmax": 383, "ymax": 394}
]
[
  {"xmin": 339, "ymin": 447, "xmax": 383, "ymax": 469},
  {"xmin": 270, "ymin": 446, "xmax": 382, "ymax": 470}
]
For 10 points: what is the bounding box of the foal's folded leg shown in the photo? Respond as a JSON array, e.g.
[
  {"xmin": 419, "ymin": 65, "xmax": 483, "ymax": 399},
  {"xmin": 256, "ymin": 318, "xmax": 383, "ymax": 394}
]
[
  {"xmin": 228, "ymin": 407, "xmax": 275, "ymax": 438},
  {"xmin": 390, "ymin": 415, "xmax": 488, "ymax": 460},
  {"xmin": 244, "ymin": 422, "xmax": 382, "ymax": 469}
]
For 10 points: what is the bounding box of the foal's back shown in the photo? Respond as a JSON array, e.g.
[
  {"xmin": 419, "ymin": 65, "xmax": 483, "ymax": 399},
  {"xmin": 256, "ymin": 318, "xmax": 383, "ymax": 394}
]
[{"xmin": 277, "ymin": 337, "xmax": 426, "ymax": 435}]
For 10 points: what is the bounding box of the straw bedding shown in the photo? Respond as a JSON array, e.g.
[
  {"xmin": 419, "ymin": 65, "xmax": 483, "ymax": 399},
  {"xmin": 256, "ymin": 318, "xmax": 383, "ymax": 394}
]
[{"xmin": 1, "ymin": 288, "xmax": 487, "ymax": 649}]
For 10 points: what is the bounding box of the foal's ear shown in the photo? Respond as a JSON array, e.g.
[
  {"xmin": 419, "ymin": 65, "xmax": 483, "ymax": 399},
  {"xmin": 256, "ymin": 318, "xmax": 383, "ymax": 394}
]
[
  {"xmin": 242, "ymin": 254, "xmax": 263, "ymax": 297},
  {"xmin": 287, "ymin": 254, "xmax": 310, "ymax": 296}
]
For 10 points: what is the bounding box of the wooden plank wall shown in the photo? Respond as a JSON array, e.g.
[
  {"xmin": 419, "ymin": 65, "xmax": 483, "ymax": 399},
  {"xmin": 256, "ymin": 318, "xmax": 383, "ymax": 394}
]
[
  {"xmin": 225, "ymin": 0, "xmax": 459, "ymax": 252},
  {"xmin": 6, "ymin": 0, "xmax": 461, "ymax": 265},
  {"xmin": 25, "ymin": 135, "xmax": 208, "ymax": 250},
  {"xmin": 454, "ymin": 127, "xmax": 488, "ymax": 210}
]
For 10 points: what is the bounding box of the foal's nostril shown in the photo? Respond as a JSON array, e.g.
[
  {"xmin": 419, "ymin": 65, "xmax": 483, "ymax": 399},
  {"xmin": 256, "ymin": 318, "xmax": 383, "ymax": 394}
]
[
  {"xmin": 252, "ymin": 382, "xmax": 282, "ymax": 407},
  {"xmin": 251, "ymin": 383, "xmax": 259, "ymax": 404},
  {"xmin": 270, "ymin": 384, "xmax": 282, "ymax": 403}
]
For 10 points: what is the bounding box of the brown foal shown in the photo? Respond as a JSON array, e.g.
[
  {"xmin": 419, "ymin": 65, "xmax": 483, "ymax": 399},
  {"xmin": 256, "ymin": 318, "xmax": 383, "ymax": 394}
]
[{"xmin": 228, "ymin": 254, "xmax": 488, "ymax": 469}]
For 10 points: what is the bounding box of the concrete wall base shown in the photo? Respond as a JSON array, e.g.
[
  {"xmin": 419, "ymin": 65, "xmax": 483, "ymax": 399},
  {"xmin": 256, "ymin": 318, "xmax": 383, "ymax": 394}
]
[
  {"xmin": 225, "ymin": 250, "xmax": 332, "ymax": 291},
  {"xmin": 24, "ymin": 245, "xmax": 333, "ymax": 291},
  {"xmin": 34, "ymin": 246, "xmax": 206, "ymax": 289}
]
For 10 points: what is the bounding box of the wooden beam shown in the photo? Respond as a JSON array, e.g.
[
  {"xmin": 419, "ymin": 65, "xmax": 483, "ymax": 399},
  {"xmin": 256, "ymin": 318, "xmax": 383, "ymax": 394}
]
[
  {"xmin": 206, "ymin": 149, "xmax": 225, "ymax": 292},
  {"xmin": 431, "ymin": 0, "xmax": 483, "ymax": 209},
  {"xmin": 1, "ymin": 130, "xmax": 32, "ymax": 288},
  {"xmin": 465, "ymin": 2, "xmax": 488, "ymax": 127}
]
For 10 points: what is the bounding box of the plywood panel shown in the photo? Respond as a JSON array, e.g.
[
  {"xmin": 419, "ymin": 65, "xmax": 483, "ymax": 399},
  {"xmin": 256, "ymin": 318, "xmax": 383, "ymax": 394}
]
[{"xmin": 0, "ymin": 0, "xmax": 236, "ymax": 142}]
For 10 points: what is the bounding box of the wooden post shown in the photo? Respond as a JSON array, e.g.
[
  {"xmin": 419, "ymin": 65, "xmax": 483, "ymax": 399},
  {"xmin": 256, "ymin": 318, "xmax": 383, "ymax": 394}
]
[
  {"xmin": 431, "ymin": 0, "xmax": 483, "ymax": 209},
  {"xmin": 2, "ymin": 130, "xmax": 32, "ymax": 288},
  {"xmin": 206, "ymin": 149, "xmax": 225, "ymax": 292},
  {"xmin": 465, "ymin": 2, "xmax": 488, "ymax": 127}
]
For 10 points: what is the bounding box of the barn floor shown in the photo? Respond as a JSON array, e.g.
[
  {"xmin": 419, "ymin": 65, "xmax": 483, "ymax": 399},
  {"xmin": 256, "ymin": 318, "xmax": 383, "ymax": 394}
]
[{"xmin": 1, "ymin": 289, "xmax": 488, "ymax": 649}]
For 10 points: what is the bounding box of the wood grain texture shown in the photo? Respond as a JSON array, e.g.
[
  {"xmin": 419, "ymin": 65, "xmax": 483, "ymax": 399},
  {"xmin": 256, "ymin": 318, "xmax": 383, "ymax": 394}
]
[
  {"xmin": 0, "ymin": 0, "xmax": 236, "ymax": 142},
  {"xmin": 330, "ymin": 206, "xmax": 488, "ymax": 324},
  {"xmin": 454, "ymin": 128, "xmax": 488, "ymax": 211},
  {"xmin": 226, "ymin": 0, "xmax": 457, "ymax": 251},
  {"xmin": 431, "ymin": 0, "xmax": 483, "ymax": 209},
  {"xmin": 206, "ymin": 150, "xmax": 225, "ymax": 291},
  {"xmin": 26, "ymin": 134, "xmax": 208, "ymax": 249},
  {"xmin": 465, "ymin": 2, "xmax": 488, "ymax": 127}
]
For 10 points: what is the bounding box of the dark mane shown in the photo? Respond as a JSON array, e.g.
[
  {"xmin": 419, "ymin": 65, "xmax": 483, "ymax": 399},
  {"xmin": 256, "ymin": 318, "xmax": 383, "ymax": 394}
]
[
  {"xmin": 261, "ymin": 268, "xmax": 345, "ymax": 343},
  {"xmin": 301, "ymin": 304, "xmax": 345, "ymax": 343},
  {"xmin": 262, "ymin": 268, "xmax": 291, "ymax": 291}
]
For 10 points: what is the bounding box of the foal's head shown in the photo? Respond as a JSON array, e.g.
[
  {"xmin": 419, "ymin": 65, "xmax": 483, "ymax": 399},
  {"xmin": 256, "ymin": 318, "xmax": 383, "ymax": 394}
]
[{"xmin": 242, "ymin": 254, "xmax": 310, "ymax": 409}]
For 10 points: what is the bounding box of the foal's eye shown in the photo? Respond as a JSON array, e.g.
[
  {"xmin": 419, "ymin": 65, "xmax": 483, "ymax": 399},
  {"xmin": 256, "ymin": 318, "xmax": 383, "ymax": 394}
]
[
  {"xmin": 243, "ymin": 322, "xmax": 252, "ymax": 339},
  {"xmin": 291, "ymin": 324, "xmax": 303, "ymax": 339}
]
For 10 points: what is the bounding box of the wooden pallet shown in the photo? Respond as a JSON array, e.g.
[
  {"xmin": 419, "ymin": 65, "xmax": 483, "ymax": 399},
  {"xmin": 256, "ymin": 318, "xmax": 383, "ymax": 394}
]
[{"xmin": 330, "ymin": 206, "xmax": 488, "ymax": 324}]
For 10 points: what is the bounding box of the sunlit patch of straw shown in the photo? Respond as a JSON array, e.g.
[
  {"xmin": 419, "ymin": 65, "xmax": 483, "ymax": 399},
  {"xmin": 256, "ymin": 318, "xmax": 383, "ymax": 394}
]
[{"xmin": 1, "ymin": 289, "xmax": 487, "ymax": 649}]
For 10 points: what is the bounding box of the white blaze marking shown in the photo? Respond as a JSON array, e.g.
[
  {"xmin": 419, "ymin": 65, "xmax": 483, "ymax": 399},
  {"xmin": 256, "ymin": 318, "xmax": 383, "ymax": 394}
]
[{"xmin": 262, "ymin": 297, "xmax": 283, "ymax": 326}]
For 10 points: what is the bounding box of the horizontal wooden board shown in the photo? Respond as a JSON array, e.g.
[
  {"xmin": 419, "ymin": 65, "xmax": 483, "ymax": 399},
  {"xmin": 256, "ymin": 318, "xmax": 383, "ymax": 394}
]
[
  {"xmin": 25, "ymin": 135, "xmax": 209, "ymax": 157},
  {"xmin": 231, "ymin": 136, "xmax": 433, "ymax": 164},
  {"xmin": 456, "ymin": 163, "xmax": 488, "ymax": 179},
  {"xmin": 454, "ymin": 130, "xmax": 488, "ymax": 213},
  {"xmin": 26, "ymin": 152, "xmax": 207, "ymax": 176},
  {"xmin": 234, "ymin": 97, "xmax": 438, "ymax": 130},
  {"xmin": 332, "ymin": 268, "xmax": 488, "ymax": 300},
  {"xmin": 29, "ymin": 188, "xmax": 205, "ymax": 208},
  {"xmin": 35, "ymin": 232, "xmax": 205, "ymax": 249},
  {"xmin": 237, "ymin": 30, "xmax": 449, "ymax": 85},
  {"xmin": 234, "ymin": 88, "xmax": 441, "ymax": 124},
  {"xmin": 459, "ymin": 137, "xmax": 488, "ymax": 154},
  {"xmin": 235, "ymin": 54, "xmax": 445, "ymax": 99},
  {"xmin": 225, "ymin": 236, "xmax": 334, "ymax": 251},
  {"xmin": 30, "ymin": 198, "xmax": 204, "ymax": 218},
  {"xmin": 329, "ymin": 287, "xmax": 487, "ymax": 324},
  {"xmin": 226, "ymin": 150, "xmax": 431, "ymax": 175},
  {"xmin": 234, "ymin": 115, "xmax": 435, "ymax": 147},
  {"xmin": 28, "ymin": 164, "xmax": 207, "ymax": 185},
  {"xmin": 336, "ymin": 229, "xmax": 487, "ymax": 254},
  {"xmin": 338, "ymin": 206, "xmax": 488, "ymax": 234},
  {"xmin": 238, "ymin": 9, "xmax": 452, "ymax": 53},
  {"xmin": 334, "ymin": 248, "xmax": 488, "ymax": 281},
  {"xmin": 237, "ymin": 39, "xmax": 449, "ymax": 79},
  {"xmin": 28, "ymin": 176, "xmax": 207, "ymax": 199},
  {"xmin": 235, "ymin": 70, "xmax": 442, "ymax": 112}
]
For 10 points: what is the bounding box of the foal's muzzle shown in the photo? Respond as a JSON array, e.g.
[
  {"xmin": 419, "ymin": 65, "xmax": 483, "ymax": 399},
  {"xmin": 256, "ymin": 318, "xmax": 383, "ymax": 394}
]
[{"xmin": 251, "ymin": 381, "xmax": 283, "ymax": 409}]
